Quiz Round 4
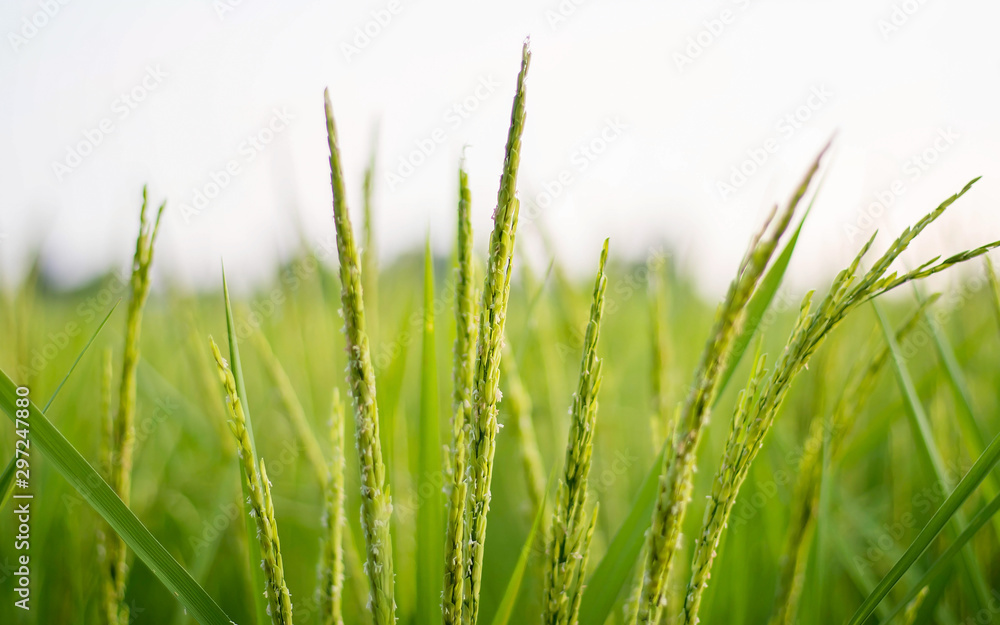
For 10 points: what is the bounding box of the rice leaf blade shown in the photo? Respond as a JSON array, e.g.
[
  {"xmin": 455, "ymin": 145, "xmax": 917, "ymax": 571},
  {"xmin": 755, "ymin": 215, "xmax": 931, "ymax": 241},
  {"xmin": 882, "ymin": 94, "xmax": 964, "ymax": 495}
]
[
  {"xmin": 872, "ymin": 300, "xmax": 992, "ymax": 609},
  {"xmin": 490, "ymin": 481, "xmax": 551, "ymax": 625},
  {"xmin": 882, "ymin": 491, "xmax": 1000, "ymax": 624},
  {"xmin": 847, "ymin": 426, "xmax": 1000, "ymax": 624},
  {"xmin": 0, "ymin": 368, "xmax": 234, "ymax": 625},
  {"xmin": 221, "ymin": 268, "xmax": 270, "ymax": 625},
  {"xmin": 43, "ymin": 298, "xmax": 121, "ymax": 413},
  {"xmin": 417, "ymin": 238, "xmax": 443, "ymax": 624},
  {"xmin": 0, "ymin": 455, "xmax": 15, "ymax": 511}
]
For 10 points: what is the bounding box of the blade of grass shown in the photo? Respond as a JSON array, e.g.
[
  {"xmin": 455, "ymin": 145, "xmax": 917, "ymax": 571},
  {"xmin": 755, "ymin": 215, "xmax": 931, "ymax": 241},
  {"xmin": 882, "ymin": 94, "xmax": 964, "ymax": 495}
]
[
  {"xmin": 579, "ymin": 160, "xmax": 823, "ymax": 625},
  {"xmin": 416, "ymin": 237, "xmax": 443, "ymax": 625},
  {"xmin": 43, "ymin": 299, "xmax": 121, "ymax": 413},
  {"xmin": 464, "ymin": 40, "xmax": 531, "ymax": 625},
  {"xmin": 716, "ymin": 164, "xmax": 828, "ymax": 399},
  {"xmin": 985, "ymin": 256, "xmax": 1000, "ymax": 332},
  {"xmin": 0, "ymin": 369, "xmax": 234, "ymax": 625},
  {"xmin": 846, "ymin": 422, "xmax": 1000, "ymax": 623},
  {"xmin": 222, "ymin": 266, "xmax": 269, "ymax": 625},
  {"xmin": 872, "ymin": 300, "xmax": 992, "ymax": 610},
  {"xmin": 913, "ymin": 287, "xmax": 1000, "ymax": 537},
  {"xmin": 490, "ymin": 479, "xmax": 551, "ymax": 625},
  {"xmin": 0, "ymin": 455, "xmax": 15, "ymax": 511},
  {"xmin": 882, "ymin": 490, "xmax": 1000, "ymax": 624}
]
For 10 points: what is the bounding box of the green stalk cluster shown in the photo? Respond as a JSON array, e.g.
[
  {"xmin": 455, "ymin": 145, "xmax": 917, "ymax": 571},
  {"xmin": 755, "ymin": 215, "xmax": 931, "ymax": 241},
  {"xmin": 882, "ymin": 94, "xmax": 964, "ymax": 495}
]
[
  {"xmin": 463, "ymin": 39, "xmax": 531, "ymax": 625},
  {"xmin": 769, "ymin": 298, "xmax": 934, "ymax": 625},
  {"xmin": 543, "ymin": 239, "xmax": 609, "ymax": 625},
  {"xmin": 444, "ymin": 159, "xmax": 477, "ymax": 625},
  {"xmin": 682, "ymin": 347, "xmax": 769, "ymax": 625},
  {"xmin": 104, "ymin": 187, "xmax": 164, "ymax": 625},
  {"xmin": 500, "ymin": 341, "xmax": 545, "ymax": 516},
  {"xmin": 324, "ymin": 88, "xmax": 396, "ymax": 625},
  {"xmin": 631, "ymin": 145, "xmax": 829, "ymax": 625},
  {"xmin": 648, "ymin": 255, "xmax": 673, "ymax": 450},
  {"xmin": 319, "ymin": 389, "xmax": 346, "ymax": 625},
  {"xmin": 210, "ymin": 338, "xmax": 294, "ymax": 625},
  {"xmin": 679, "ymin": 176, "xmax": 1000, "ymax": 625}
]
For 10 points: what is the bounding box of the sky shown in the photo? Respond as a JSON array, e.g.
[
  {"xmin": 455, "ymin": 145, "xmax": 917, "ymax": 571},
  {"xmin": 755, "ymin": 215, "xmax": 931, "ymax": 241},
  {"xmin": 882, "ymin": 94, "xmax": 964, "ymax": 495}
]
[{"xmin": 2, "ymin": 0, "xmax": 1000, "ymax": 298}]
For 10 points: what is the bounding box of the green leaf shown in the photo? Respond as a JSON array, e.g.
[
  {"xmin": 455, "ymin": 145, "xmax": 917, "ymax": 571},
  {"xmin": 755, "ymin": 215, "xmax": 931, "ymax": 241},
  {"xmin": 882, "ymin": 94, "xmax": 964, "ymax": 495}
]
[
  {"xmin": 0, "ymin": 455, "xmax": 15, "ymax": 512},
  {"xmin": 913, "ymin": 287, "xmax": 1000, "ymax": 538},
  {"xmin": 717, "ymin": 168, "xmax": 826, "ymax": 399},
  {"xmin": 847, "ymin": 315, "xmax": 1000, "ymax": 624},
  {"xmin": 43, "ymin": 298, "xmax": 121, "ymax": 413},
  {"xmin": 882, "ymin": 490, "xmax": 1000, "ymax": 624},
  {"xmin": 490, "ymin": 475, "xmax": 551, "ymax": 625},
  {"xmin": 222, "ymin": 265, "xmax": 268, "ymax": 625},
  {"xmin": 578, "ymin": 177, "xmax": 823, "ymax": 625},
  {"xmin": 873, "ymin": 300, "xmax": 991, "ymax": 609},
  {"xmin": 416, "ymin": 238, "xmax": 443, "ymax": 624},
  {"xmin": 0, "ymin": 369, "xmax": 234, "ymax": 625}
]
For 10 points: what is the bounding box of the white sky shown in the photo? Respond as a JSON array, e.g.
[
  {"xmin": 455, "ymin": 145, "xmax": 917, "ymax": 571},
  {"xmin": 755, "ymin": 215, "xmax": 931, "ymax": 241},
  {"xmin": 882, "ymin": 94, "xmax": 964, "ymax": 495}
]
[{"xmin": 2, "ymin": 0, "xmax": 1000, "ymax": 297}]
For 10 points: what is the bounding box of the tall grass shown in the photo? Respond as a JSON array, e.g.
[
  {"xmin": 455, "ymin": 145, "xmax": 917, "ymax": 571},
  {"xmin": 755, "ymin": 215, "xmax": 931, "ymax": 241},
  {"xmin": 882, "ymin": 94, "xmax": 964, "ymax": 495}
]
[
  {"xmin": 444, "ymin": 159, "xmax": 477, "ymax": 625},
  {"xmin": 6, "ymin": 41, "xmax": 1000, "ymax": 625},
  {"xmin": 630, "ymin": 144, "xmax": 829, "ymax": 625},
  {"xmin": 542, "ymin": 239, "xmax": 609, "ymax": 625},
  {"xmin": 103, "ymin": 187, "xmax": 164, "ymax": 625},
  {"xmin": 325, "ymin": 88, "xmax": 396, "ymax": 625},
  {"xmin": 464, "ymin": 39, "xmax": 530, "ymax": 625}
]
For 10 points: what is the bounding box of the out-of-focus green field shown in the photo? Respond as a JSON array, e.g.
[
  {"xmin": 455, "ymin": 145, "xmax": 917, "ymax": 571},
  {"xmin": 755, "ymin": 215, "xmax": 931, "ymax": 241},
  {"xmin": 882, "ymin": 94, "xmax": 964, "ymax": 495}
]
[{"xmin": 1, "ymin": 239, "xmax": 999, "ymax": 624}]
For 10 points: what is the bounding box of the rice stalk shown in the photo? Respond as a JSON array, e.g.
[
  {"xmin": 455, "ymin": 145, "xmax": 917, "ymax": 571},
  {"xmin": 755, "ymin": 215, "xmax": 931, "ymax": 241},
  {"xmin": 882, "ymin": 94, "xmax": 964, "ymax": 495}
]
[
  {"xmin": 104, "ymin": 186, "xmax": 164, "ymax": 625},
  {"xmin": 319, "ymin": 388, "xmax": 346, "ymax": 625},
  {"xmin": 986, "ymin": 256, "xmax": 1000, "ymax": 334},
  {"xmin": 769, "ymin": 298, "xmax": 934, "ymax": 625},
  {"xmin": 463, "ymin": 39, "xmax": 531, "ymax": 625},
  {"xmin": 500, "ymin": 341, "xmax": 545, "ymax": 516},
  {"xmin": 98, "ymin": 347, "xmax": 116, "ymax": 625},
  {"xmin": 542, "ymin": 239, "xmax": 609, "ymax": 625},
  {"xmin": 677, "ymin": 177, "xmax": 1000, "ymax": 625},
  {"xmin": 324, "ymin": 88, "xmax": 396, "ymax": 625},
  {"xmin": 630, "ymin": 144, "xmax": 829, "ymax": 625},
  {"xmin": 902, "ymin": 587, "xmax": 929, "ymax": 625},
  {"xmin": 100, "ymin": 348, "xmax": 114, "ymax": 479},
  {"xmin": 416, "ymin": 237, "xmax": 444, "ymax": 625},
  {"xmin": 681, "ymin": 346, "xmax": 769, "ymax": 625},
  {"xmin": 648, "ymin": 255, "xmax": 672, "ymax": 450},
  {"xmin": 210, "ymin": 338, "xmax": 294, "ymax": 625},
  {"xmin": 363, "ymin": 144, "xmax": 379, "ymax": 341},
  {"xmin": 444, "ymin": 159, "xmax": 477, "ymax": 625}
]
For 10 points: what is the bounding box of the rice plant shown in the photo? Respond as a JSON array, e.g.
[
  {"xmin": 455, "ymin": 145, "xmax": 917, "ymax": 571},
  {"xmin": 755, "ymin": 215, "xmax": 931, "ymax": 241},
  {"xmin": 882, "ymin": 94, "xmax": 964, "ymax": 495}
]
[
  {"xmin": 102, "ymin": 187, "xmax": 164, "ymax": 625},
  {"xmin": 325, "ymin": 88, "xmax": 396, "ymax": 625},
  {"xmin": 542, "ymin": 239, "xmax": 609, "ymax": 625},
  {"xmin": 6, "ymin": 40, "xmax": 1000, "ymax": 625},
  {"xmin": 463, "ymin": 39, "xmax": 530, "ymax": 625}
]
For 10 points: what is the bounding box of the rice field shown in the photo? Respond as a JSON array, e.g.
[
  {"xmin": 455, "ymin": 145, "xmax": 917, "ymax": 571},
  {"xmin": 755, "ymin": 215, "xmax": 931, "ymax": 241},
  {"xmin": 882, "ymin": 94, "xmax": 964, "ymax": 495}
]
[{"xmin": 4, "ymin": 42, "xmax": 1000, "ymax": 625}]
